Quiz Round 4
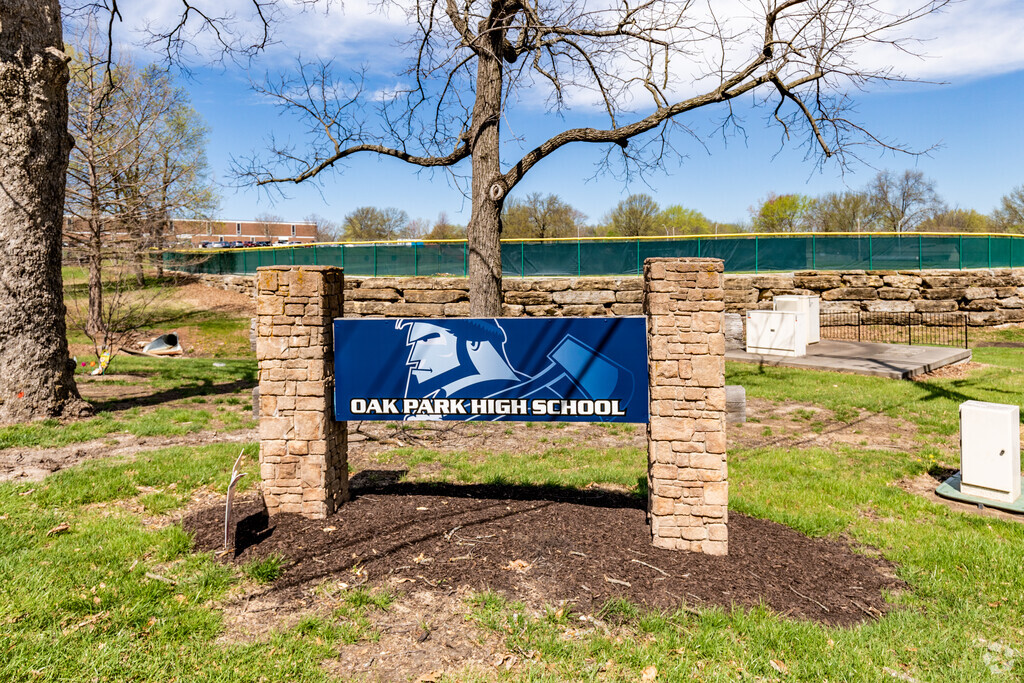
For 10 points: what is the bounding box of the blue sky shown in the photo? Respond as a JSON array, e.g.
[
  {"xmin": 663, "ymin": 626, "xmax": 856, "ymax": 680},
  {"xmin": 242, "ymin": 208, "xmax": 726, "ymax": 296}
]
[{"xmin": 109, "ymin": 1, "xmax": 1024, "ymax": 228}]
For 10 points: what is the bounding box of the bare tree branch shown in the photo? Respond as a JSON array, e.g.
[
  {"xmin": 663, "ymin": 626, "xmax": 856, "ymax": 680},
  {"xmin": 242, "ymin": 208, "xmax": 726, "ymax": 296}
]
[{"xmin": 218, "ymin": 0, "xmax": 952, "ymax": 314}]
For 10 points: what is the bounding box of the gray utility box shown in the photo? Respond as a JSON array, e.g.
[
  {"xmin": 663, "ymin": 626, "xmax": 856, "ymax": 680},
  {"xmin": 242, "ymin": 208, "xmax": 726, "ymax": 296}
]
[
  {"xmin": 960, "ymin": 400, "xmax": 1021, "ymax": 504},
  {"xmin": 773, "ymin": 295, "xmax": 820, "ymax": 344}
]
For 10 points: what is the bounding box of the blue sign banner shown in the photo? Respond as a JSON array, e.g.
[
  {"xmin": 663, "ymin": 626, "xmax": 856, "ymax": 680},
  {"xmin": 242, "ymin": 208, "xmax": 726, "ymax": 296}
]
[{"xmin": 333, "ymin": 317, "xmax": 649, "ymax": 422}]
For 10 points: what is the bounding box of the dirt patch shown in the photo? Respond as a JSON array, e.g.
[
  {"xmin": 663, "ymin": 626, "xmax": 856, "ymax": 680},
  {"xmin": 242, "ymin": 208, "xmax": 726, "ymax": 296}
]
[
  {"xmin": 185, "ymin": 483, "xmax": 904, "ymax": 629},
  {"xmin": 728, "ymin": 399, "xmax": 921, "ymax": 453},
  {"xmin": 0, "ymin": 429, "xmax": 256, "ymax": 482},
  {"xmin": 326, "ymin": 588, "xmax": 504, "ymax": 682},
  {"xmin": 898, "ymin": 469, "xmax": 1024, "ymax": 525},
  {"xmin": 172, "ymin": 282, "xmax": 254, "ymax": 315},
  {"xmin": 913, "ymin": 361, "xmax": 982, "ymax": 381},
  {"xmin": 214, "ymin": 581, "xmax": 506, "ymax": 682}
]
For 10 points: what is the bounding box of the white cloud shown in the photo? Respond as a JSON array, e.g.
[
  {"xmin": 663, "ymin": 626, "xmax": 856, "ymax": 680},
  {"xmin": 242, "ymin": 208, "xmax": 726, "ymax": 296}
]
[
  {"xmin": 83, "ymin": 0, "xmax": 410, "ymax": 67},
  {"xmin": 92, "ymin": 0, "xmax": 1023, "ymax": 96},
  {"xmin": 859, "ymin": 0, "xmax": 1024, "ymax": 80}
]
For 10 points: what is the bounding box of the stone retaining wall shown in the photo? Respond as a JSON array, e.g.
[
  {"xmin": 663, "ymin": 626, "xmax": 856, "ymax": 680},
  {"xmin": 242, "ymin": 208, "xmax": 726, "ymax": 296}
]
[
  {"xmin": 724, "ymin": 269, "xmax": 1024, "ymax": 326},
  {"xmin": 193, "ymin": 267, "xmax": 1024, "ymax": 326}
]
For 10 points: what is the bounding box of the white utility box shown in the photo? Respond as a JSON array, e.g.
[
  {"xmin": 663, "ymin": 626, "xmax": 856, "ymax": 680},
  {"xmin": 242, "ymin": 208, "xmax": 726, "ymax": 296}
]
[
  {"xmin": 746, "ymin": 310, "xmax": 807, "ymax": 357},
  {"xmin": 773, "ymin": 295, "xmax": 820, "ymax": 344},
  {"xmin": 960, "ymin": 400, "xmax": 1021, "ymax": 504}
]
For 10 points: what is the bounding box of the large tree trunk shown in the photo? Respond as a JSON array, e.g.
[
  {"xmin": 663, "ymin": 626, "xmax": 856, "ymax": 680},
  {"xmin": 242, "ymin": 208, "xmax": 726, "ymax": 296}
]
[
  {"xmin": 0, "ymin": 1, "xmax": 90, "ymax": 423},
  {"xmin": 467, "ymin": 23, "xmax": 506, "ymax": 318}
]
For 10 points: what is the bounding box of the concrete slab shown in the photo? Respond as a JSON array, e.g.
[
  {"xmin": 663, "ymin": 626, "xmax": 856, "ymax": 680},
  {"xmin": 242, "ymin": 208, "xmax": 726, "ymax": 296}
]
[
  {"xmin": 937, "ymin": 472, "xmax": 1024, "ymax": 515},
  {"xmin": 725, "ymin": 340, "xmax": 971, "ymax": 379}
]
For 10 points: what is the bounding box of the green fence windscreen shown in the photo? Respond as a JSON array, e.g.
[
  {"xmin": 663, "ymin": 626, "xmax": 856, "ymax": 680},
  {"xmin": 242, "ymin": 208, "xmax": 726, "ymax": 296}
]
[{"xmin": 167, "ymin": 234, "xmax": 1024, "ymax": 278}]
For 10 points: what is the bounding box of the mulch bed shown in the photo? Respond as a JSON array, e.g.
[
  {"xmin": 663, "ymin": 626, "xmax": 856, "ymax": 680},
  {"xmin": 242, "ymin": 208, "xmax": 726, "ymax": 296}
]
[{"xmin": 185, "ymin": 475, "xmax": 905, "ymax": 627}]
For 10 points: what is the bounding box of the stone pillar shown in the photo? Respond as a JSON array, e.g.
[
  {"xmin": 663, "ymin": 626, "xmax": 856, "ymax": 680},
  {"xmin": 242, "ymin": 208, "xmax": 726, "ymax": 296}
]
[
  {"xmin": 644, "ymin": 258, "xmax": 728, "ymax": 555},
  {"xmin": 256, "ymin": 265, "xmax": 348, "ymax": 518}
]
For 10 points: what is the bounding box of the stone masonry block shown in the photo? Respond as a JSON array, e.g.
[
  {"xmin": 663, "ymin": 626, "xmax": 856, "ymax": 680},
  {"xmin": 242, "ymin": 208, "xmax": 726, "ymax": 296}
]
[
  {"xmin": 705, "ymin": 431, "xmax": 727, "ymax": 454},
  {"xmin": 650, "ymin": 496, "xmax": 675, "ymax": 516},
  {"xmin": 702, "ymin": 541, "xmax": 728, "ymax": 556},
  {"xmin": 691, "ymin": 356, "xmax": 724, "ymax": 388},
  {"xmin": 704, "ymin": 482, "xmax": 728, "ymax": 506},
  {"xmin": 650, "ymin": 417, "xmax": 695, "ymax": 442}
]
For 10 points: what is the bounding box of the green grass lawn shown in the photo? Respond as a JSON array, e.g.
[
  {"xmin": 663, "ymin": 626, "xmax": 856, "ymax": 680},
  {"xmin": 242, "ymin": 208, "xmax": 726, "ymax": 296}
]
[
  {"xmin": 362, "ymin": 356, "xmax": 1024, "ymax": 679},
  {"xmin": 0, "ymin": 358, "xmax": 257, "ymax": 451},
  {"xmin": 90, "ymin": 355, "xmax": 257, "ymax": 390},
  {"xmin": 453, "ymin": 435, "xmax": 1023, "ymax": 681},
  {"xmin": 379, "ymin": 353, "xmax": 1024, "ymax": 681},
  {"xmin": 969, "ymin": 324, "xmax": 1024, "ymax": 346},
  {"xmin": 728, "ymin": 347, "xmax": 1024, "ymax": 447},
  {"xmin": 3, "ymin": 313, "xmax": 1024, "ymax": 679},
  {"xmin": 0, "ymin": 443, "xmax": 394, "ymax": 682},
  {"xmin": 66, "ymin": 304, "xmax": 253, "ymax": 361}
]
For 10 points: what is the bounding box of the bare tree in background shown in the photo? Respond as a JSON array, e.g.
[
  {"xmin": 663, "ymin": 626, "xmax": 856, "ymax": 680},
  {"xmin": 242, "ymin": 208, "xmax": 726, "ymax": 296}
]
[
  {"xmin": 405, "ymin": 217, "xmax": 432, "ymax": 239},
  {"xmin": 992, "ymin": 186, "xmax": 1024, "ymax": 233},
  {"xmin": 919, "ymin": 207, "xmax": 990, "ymax": 233},
  {"xmin": 305, "ymin": 213, "xmax": 342, "ymax": 242},
  {"xmin": 65, "ymin": 30, "xmax": 216, "ymax": 338},
  {"xmin": 425, "ymin": 212, "xmax": 466, "ymax": 240},
  {"xmin": 149, "ymin": 104, "xmax": 218, "ymax": 275},
  {"xmin": 867, "ymin": 169, "xmax": 942, "ymax": 232},
  {"xmin": 806, "ymin": 191, "xmax": 879, "ymax": 232},
  {"xmin": 240, "ymin": 0, "xmax": 951, "ymax": 314},
  {"xmin": 0, "ymin": 1, "xmax": 952, "ymax": 421}
]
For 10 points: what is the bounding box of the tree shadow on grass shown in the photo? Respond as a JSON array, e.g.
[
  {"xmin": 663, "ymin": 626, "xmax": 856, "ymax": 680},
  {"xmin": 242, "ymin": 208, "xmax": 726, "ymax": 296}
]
[
  {"xmin": 735, "ymin": 361, "xmax": 1024, "ymax": 424},
  {"xmin": 914, "ymin": 376, "xmax": 1023, "ymax": 405},
  {"xmin": 87, "ymin": 378, "xmax": 256, "ymax": 413}
]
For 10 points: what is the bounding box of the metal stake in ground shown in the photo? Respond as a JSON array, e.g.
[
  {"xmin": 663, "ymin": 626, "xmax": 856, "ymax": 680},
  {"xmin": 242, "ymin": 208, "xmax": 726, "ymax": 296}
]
[{"xmin": 224, "ymin": 450, "xmax": 247, "ymax": 550}]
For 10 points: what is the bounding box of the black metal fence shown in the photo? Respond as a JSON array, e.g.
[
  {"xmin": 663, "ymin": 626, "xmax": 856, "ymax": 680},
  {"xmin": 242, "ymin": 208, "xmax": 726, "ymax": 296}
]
[{"xmin": 820, "ymin": 312, "xmax": 968, "ymax": 349}]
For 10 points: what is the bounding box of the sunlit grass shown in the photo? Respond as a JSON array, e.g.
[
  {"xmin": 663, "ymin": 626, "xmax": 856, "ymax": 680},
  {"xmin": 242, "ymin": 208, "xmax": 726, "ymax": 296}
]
[
  {"xmin": 4, "ymin": 293, "xmax": 1023, "ymax": 680},
  {"xmin": 451, "ymin": 439, "xmax": 1024, "ymax": 682},
  {"xmin": 0, "ymin": 436, "xmax": 395, "ymax": 682},
  {"xmin": 726, "ymin": 352, "xmax": 1024, "ymax": 438},
  {"xmin": 0, "ymin": 403, "xmax": 255, "ymax": 451}
]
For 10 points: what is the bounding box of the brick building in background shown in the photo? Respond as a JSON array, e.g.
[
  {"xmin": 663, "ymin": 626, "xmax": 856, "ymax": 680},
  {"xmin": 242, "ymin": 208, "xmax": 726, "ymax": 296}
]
[
  {"xmin": 63, "ymin": 217, "xmax": 320, "ymax": 248},
  {"xmin": 170, "ymin": 218, "xmax": 318, "ymax": 246}
]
